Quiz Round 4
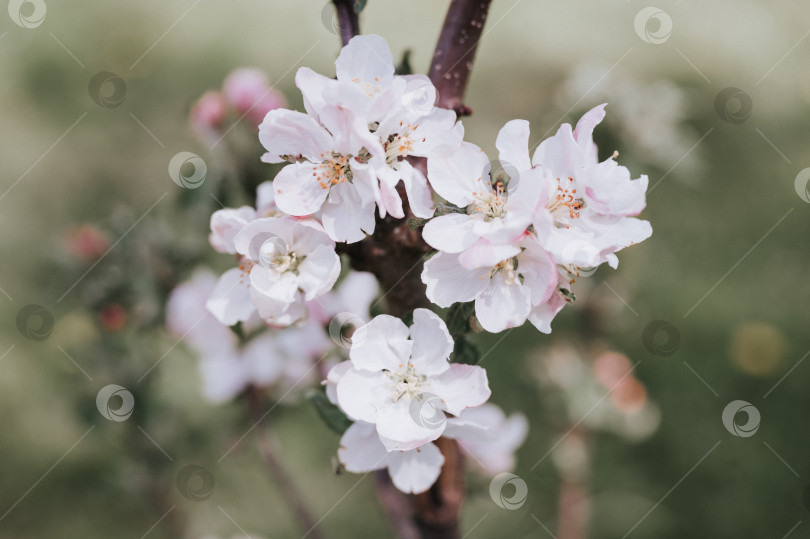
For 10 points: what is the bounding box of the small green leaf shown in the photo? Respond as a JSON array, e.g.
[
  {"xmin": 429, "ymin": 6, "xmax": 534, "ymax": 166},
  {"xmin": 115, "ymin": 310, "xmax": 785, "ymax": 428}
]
[
  {"xmin": 355, "ymin": 0, "xmax": 367, "ymax": 13},
  {"xmin": 307, "ymin": 389, "xmax": 352, "ymax": 435},
  {"xmin": 395, "ymin": 49, "xmax": 413, "ymax": 76},
  {"xmin": 401, "ymin": 310, "xmax": 414, "ymax": 327},
  {"xmin": 408, "ymin": 217, "xmax": 428, "ymax": 230},
  {"xmin": 446, "ymin": 302, "xmax": 475, "ymax": 338},
  {"xmin": 452, "ymin": 335, "xmax": 480, "ymax": 365}
]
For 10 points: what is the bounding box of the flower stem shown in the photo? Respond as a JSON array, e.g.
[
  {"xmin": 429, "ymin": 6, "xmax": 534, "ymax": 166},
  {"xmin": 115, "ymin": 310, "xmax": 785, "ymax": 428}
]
[
  {"xmin": 246, "ymin": 388, "xmax": 325, "ymax": 539},
  {"xmin": 428, "ymin": 0, "xmax": 493, "ymax": 117},
  {"xmin": 332, "ymin": 0, "xmax": 360, "ymax": 46}
]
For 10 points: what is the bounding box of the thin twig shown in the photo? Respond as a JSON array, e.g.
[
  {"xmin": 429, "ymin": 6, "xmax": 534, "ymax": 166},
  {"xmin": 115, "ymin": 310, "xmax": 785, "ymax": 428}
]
[
  {"xmin": 332, "ymin": 0, "xmax": 360, "ymax": 46},
  {"xmin": 247, "ymin": 389, "xmax": 325, "ymax": 539},
  {"xmin": 376, "ymin": 471, "xmax": 421, "ymax": 539}
]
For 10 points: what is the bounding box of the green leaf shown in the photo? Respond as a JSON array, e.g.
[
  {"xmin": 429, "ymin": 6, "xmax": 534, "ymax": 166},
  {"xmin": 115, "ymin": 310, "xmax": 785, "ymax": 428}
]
[
  {"xmin": 452, "ymin": 335, "xmax": 480, "ymax": 365},
  {"xmin": 307, "ymin": 389, "xmax": 352, "ymax": 435},
  {"xmin": 395, "ymin": 49, "xmax": 413, "ymax": 76},
  {"xmin": 355, "ymin": 0, "xmax": 367, "ymax": 13},
  {"xmin": 446, "ymin": 302, "xmax": 475, "ymax": 338},
  {"xmin": 408, "ymin": 217, "xmax": 428, "ymax": 230},
  {"xmin": 401, "ymin": 310, "xmax": 414, "ymax": 327}
]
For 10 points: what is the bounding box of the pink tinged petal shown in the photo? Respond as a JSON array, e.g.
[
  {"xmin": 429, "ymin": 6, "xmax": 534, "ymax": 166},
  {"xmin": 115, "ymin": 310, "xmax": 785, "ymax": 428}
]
[
  {"xmin": 317, "ymin": 97, "xmax": 381, "ymax": 157},
  {"xmin": 233, "ymin": 217, "xmax": 293, "ymax": 258},
  {"xmin": 250, "ymin": 266, "xmax": 298, "ymax": 304},
  {"xmin": 325, "ymin": 360, "xmax": 353, "ymax": 406},
  {"xmin": 336, "ymin": 34, "xmax": 395, "ymax": 90},
  {"xmin": 297, "ymin": 244, "xmax": 341, "ymax": 300},
  {"xmin": 504, "ymin": 166, "xmax": 550, "ymax": 220},
  {"xmin": 573, "ymin": 103, "xmax": 607, "ymax": 165},
  {"xmin": 387, "ymin": 442, "xmax": 445, "ymax": 494},
  {"xmin": 199, "ymin": 355, "xmax": 248, "ymax": 403},
  {"xmin": 474, "ymin": 273, "xmax": 532, "ymax": 333},
  {"xmin": 427, "ymin": 364, "xmax": 491, "ymax": 416},
  {"xmin": 286, "ymin": 219, "xmax": 335, "ymax": 253},
  {"xmin": 255, "ymin": 181, "xmax": 277, "ymax": 215},
  {"xmin": 422, "ymin": 252, "xmax": 490, "ymax": 308},
  {"xmin": 408, "ymin": 108, "xmax": 463, "ymax": 157},
  {"xmin": 458, "ymin": 239, "xmax": 520, "ymax": 271},
  {"xmin": 426, "ymin": 142, "xmax": 490, "ymax": 207},
  {"xmin": 517, "ymin": 240, "xmax": 558, "ymax": 305},
  {"xmin": 338, "ymin": 422, "xmax": 390, "ymax": 473},
  {"xmin": 495, "ymin": 119, "xmax": 532, "ymax": 172},
  {"xmin": 399, "ymin": 160, "xmax": 435, "ymax": 219},
  {"xmin": 336, "ymin": 368, "xmax": 391, "ymax": 423},
  {"xmin": 378, "ymin": 175, "xmax": 405, "ymax": 219},
  {"xmin": 409, "ymin": 308, "xmax": 453, "ymax": 376},
  {"xmin": 209, "ymin": 206, "xmax": 256, "ymax": 254},
  {"xmin": 295, "ymin": 66, "xmax": 336, "ymax": 121},
  {"xmin": 258, "ymin": 108, "xmax": 331, "ymax": 164},
  {"xmin": 531, "ymin": 123, "xmax": 582, "ymax": 181},
  {"xmin": 583, "ymin": 160, "xmax": 648, "ymax": 216},
  {"xmin": 528, "ymin": 291, "xmax": 567, "ymax": 334},
  {"xmin": 350, "ymin": 314, "xmax": 413, "ymax": 372},
  {"xmin": 167, "ymin": 271, "xmax": 236, "ymax": 354},
  {"xmin": 206, "ymin": 267, "xmax": 255, "ymax": 326},
  {"xmin": 240, "ymin": 333, "xmax": 285, "ymax": 386},
  {"xmin": 422, "ymin": 213, "xmax": 479, "ymax": 253},
  {"xmin": 375, "ymin": 399, "xmax": 444, "ymax": 451},
  {"xmin": 321, "ymin": 182, "xmax": 376, "ymax": 243},
  {"xmin": 273, "ymin": 162, "xmax": 330, "ymax": 217},
  {"xmin": 261, "ymin": 296, "xmax": 307, "ymax": 327}
]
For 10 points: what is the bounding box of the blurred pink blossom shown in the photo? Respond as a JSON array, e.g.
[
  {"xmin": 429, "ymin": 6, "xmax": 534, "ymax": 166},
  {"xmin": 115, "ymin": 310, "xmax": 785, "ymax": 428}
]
[{"xmin": 223, "ymin": 68, "xmax": 286, "ymax": 125}]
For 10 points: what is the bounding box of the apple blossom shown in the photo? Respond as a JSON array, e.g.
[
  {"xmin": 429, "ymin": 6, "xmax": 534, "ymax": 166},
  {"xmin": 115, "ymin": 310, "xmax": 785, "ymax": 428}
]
[
  {"xmin": 333, "ymin": 308, "xmax": 491, "ymax": 451},
  {"xmin": 207, "ymin": 217, "xmax": 340, "ymax": 326}
]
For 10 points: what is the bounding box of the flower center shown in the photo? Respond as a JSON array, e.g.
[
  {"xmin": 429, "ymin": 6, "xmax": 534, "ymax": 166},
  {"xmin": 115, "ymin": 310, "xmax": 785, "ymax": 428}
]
[
  {"xmin": 387, "ymin": 364, "xmax": 425, "ymax": 402},
  {"xmin": 351, "ymin": 76, "xmax": 383, "ymax": 97},
  {"xmin": 469, "ymin": 179, "xmax": 507, "ymax": 221},
  {"xmin": 383, "ymin": 122, "xmax": 425, "ymax": 165},
  {"xmin": 490, "ymin": 257, "xmax": 518, "ymax": 285},
  {"xmin": 548, "ymin": 176, "xmax": 584, "ymax": 221},
  {"xmin": 259, "ymin": 241, "xmax": 299, "ymax": 273},
  {"xmin": 314, "ymin": 152, "xmax": 353, "ymax": 190}
]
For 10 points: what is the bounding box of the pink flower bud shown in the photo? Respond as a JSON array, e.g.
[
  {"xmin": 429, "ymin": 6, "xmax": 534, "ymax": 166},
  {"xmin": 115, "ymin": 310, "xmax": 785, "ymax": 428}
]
[
  {"xmin": 65, "ymin": 225, "xmax": 109, "ymax": 260},
  {"xmin": 190, "ymin": 90, "xmax": 227, "ymax": 132},
  {"xmin": 223, "ymin": 68, "xmax": 286, "ymax": 125}
]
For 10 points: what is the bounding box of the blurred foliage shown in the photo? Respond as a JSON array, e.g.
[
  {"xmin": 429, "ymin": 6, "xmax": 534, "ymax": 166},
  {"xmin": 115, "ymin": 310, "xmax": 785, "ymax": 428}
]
[{"xmin": 2, "ymin": 1, "xmax": 810, "ymax": 538}]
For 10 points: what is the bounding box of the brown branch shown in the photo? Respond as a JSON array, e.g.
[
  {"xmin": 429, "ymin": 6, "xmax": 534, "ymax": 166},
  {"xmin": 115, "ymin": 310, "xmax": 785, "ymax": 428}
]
[
  {"xmin": 332, "ymin": 0, "xmax": 360, "ymax": 47},
  {"xmin": 428, "ymin": 0, "xmax": 492, "ymax": 117},
  {"xmin": 376, "ymin": 471, "xmax": 422, "ymax": 539},
  {"xmin": 247, "ymin": 389, "xmax": 325, "ymax": 539},
  {"xmin": 412, "ymin": 438, "xmax": 466, "ymax": 539}
]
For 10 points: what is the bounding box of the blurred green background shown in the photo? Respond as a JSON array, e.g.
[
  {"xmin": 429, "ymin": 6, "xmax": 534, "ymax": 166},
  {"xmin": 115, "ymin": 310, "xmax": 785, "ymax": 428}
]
[{"xmin": 2, "ymin": 1, "xmax": 810, "ymax": 537}]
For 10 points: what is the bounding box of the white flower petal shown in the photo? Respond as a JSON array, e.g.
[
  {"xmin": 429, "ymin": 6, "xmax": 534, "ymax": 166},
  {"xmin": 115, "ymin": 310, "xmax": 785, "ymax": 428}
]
[
  {"xmin": 427, "ymin": 364, "xmax": 491, "ymax": 416},
  {"xmin": 387, "ymin": 442, "xmax": 445, "ymax": 494},
  {"xmin": 259, "ymin": 109, "xmax": 331, "ymax": 164},
  {"xmin": 338, "ymin": 422, "xmax": 390, "ymax": 473},
  {"xmin": 422, "ymin": 252, "xmax": 490, "ymax": 308},
  {"xmin": 495, "ymin": 119, "xmax": 532, "ymax": 172},
  {"xmin": 350, "ymin": 314, "xmax": 413, "ymax": 372},
  {"xmin": 422, "ymin": 213, "xmax": 479, "ymax": 253},
  {"xmin": 376, "ymin": 399, "xmax": 444, "ymax": 451},
  {"xmin": 321, "ymin": 182, "xmax": 376, "ymax": 243},
  {"xmin": 336, "ymin": 34, "xmax": 394, "ymax": 91},
  {"xmin": 409, "ymin": 309, "xmax": 453, "ymax": 376},
  {"xmin": 273, "ymin": 161, "xmax": 331, "ymax": 217},
  {"xmin": 297, "ymin": 244, "xmax": 341, "ymax": 300},
  {"xmin": 474, "ymin": 273, "xmax": 532, "ymax": 332},
  {"xmin": 426, "ymin": 142, "xmax": 489, "ymax": 207},
  {"xmin": 458, "ymin": 239, "xmax": 520, "ymax": 271},
  {"xmin": 206, "ymin": 267, "xmax": 255, "ymax": 326},
  {"xmin": 336, "ymin": 368, "xmax": 391, "ymax": 423},
  {"xmin": 209, "ymin": 206, "xmax": 256, "ymax": 254}
]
